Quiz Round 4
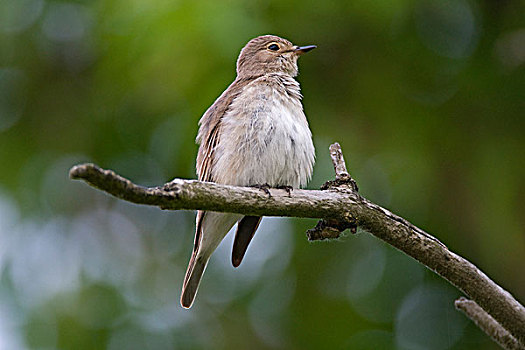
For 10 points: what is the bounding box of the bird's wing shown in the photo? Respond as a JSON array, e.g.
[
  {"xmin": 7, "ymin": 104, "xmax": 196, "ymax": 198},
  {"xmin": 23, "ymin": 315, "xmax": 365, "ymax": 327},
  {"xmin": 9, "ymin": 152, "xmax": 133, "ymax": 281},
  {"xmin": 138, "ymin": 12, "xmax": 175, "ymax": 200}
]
[
  {"xmin": 182, "ymin": 76, "xmax": 263, "ymax": 308},
  {"xmin": 196, "ymin": 76, "xmax": 256, "ymax": 181},
  {"xmin": 193, "ymin": 76, "xmax": 257, "ymax": 250}
]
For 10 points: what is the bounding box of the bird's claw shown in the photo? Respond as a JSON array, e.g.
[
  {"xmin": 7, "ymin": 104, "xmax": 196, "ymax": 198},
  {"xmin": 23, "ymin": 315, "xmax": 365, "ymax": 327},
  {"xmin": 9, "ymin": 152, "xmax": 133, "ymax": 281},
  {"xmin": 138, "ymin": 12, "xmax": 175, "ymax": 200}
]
[
  {"xmin": 276, "ymin": 185, "xmax": 293, "ymax": 197},
  {"xmin": 251, "ymin": 183, "xmax": 272, "ymax": 197}
]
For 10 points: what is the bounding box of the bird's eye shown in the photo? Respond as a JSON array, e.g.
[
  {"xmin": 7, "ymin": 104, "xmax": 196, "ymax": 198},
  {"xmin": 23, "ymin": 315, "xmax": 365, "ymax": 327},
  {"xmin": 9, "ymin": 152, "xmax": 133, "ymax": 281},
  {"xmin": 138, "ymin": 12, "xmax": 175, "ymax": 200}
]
[{"xmin": 268, "ymin": 43, "xmax": 280, "ymax": 51}]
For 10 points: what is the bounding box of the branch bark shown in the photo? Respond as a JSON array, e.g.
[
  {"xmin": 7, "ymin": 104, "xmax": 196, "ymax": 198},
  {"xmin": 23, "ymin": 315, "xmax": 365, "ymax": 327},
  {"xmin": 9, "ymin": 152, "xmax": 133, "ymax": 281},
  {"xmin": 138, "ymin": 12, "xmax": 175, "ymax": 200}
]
[
  {"xmin": 69, "ymin": 143, "xmax": 525, "ymax": 348},
  {"xmin": 455, "ymin": 297, "xmax": 523, "ymax": 350}
]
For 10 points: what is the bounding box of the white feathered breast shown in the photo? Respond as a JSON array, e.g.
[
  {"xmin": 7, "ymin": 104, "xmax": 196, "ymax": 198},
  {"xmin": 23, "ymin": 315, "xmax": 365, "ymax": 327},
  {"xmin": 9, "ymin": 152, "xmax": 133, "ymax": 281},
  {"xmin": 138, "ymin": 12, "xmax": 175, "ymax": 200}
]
[{"xmin": 213, "ymin": 74, "xmax": 315, "ymax": 188}]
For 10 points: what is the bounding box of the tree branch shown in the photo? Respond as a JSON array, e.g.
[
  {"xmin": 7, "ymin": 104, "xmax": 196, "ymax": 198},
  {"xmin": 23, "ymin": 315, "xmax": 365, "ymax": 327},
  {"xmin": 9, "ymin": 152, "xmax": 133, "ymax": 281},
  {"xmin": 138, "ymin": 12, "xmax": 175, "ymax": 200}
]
[
  {"xmin": 69, "ymin": 143, "xmax": 525, "ymax": 348},
  {"xmin": 455, "ymin": 297, "xmax": 523, "ymax": 350}
]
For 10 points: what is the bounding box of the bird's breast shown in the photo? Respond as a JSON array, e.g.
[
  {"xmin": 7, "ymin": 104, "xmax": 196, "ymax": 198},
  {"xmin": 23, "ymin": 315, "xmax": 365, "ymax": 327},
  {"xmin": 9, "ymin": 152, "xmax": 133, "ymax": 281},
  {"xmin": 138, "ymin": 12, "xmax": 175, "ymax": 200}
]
[{"xmin": 213, "ymin": 78, "xmax": 315, "ymax": 187}]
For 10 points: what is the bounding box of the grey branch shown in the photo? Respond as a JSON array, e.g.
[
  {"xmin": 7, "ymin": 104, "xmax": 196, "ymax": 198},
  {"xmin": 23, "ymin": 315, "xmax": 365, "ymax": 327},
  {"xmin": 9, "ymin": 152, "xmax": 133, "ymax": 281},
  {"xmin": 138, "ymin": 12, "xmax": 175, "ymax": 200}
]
[
  {"xmin": 69, "ymin": 143, "xmax": 525, "ymax": 348},
  {"xmin": 455, "ymin": 297, "xmax": 524, "ymax": 350},
  {"xmin": 330, "ymin": 142, "xmax": 350, "ymax": 180}
]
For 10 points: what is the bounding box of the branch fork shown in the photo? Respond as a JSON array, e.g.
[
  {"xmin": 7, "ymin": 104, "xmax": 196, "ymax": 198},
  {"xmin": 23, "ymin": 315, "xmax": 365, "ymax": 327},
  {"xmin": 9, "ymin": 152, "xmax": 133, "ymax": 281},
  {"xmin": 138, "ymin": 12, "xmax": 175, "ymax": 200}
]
[{"xmin": 308, "ymin": 142, "xmax": 359, "ymax": 240}]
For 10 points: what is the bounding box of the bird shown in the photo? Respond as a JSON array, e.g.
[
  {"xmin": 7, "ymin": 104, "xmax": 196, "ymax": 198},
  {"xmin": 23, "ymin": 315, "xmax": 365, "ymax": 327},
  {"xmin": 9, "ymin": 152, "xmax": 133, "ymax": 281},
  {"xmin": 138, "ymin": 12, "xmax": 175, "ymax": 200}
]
[{"xmin": 181, "ymin": 35, "xmax": 316, "ymax": 308}]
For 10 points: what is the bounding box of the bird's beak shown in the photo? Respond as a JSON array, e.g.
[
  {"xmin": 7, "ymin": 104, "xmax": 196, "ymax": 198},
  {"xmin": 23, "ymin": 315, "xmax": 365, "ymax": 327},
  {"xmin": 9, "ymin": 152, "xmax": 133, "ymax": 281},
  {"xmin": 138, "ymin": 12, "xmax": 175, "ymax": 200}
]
[{"xmin": 294, "ymin": 45, "xmax": 317, "ymax": 55}]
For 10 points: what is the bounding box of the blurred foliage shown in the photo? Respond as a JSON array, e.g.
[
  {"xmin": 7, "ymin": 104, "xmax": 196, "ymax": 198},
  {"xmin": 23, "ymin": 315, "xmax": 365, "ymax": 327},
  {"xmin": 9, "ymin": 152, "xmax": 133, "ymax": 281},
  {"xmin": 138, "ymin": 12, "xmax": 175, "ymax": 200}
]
[{"xmin": 0, "ymin": 0, "xmax": 524, "ymax": 349}]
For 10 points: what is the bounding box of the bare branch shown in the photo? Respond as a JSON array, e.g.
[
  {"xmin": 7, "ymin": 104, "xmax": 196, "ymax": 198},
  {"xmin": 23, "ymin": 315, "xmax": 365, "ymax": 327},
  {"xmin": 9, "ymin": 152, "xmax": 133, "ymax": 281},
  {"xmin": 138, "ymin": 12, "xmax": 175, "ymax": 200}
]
[
  {"xmin": 330, "ymin": 142, "xmax": 350, "ymax": 180},
  {"xmin": 324, "ymin": 142, "xmax": 359, "ymax": 193},
  {"xmin": 69, "ymin": 145, "xmax": 525, "ymax": 346},
  {"xmin": 306, "ymin": 142, "xmax": 360, "ymax": 240},
  {"xmin": 69, "ymin": 163, "xmax": 358, "ymax": 219},
  {"xmin": 455, "ymin": 297, "xmax": 524, "ymax": 350}
]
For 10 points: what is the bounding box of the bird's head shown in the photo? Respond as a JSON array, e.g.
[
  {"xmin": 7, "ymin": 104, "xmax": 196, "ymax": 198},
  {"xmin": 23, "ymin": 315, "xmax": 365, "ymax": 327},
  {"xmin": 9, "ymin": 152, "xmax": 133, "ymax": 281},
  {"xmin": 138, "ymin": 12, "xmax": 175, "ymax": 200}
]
[{"xmin": 236, "ymin": 35, "xmax": 316, "ymax": 78}]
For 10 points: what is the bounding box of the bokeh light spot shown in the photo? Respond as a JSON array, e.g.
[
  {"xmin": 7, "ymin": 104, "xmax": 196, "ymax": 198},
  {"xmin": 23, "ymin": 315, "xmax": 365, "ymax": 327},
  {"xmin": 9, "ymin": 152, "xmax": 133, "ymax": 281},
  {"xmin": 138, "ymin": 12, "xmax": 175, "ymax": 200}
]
[
  {"xmin": 0, "ymin": 0, "xmax": 44, "ymax": 34},
  {"xmin": 396, "ymin": 283, "xmax": 468, "ymax": 349},
  {"xmin": 415, "ymin": 0, "xmax": 479, "ymax": 59},
  {"xmin": 42, "ymin": 3, "xmax": 92, "ymax": 43}
]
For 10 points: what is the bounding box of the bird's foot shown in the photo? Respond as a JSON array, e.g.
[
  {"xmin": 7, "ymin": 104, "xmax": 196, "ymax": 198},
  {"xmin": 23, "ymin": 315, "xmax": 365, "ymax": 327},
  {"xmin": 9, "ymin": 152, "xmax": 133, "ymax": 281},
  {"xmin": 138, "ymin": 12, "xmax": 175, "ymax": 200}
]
[
  {"xmin": 276, "ymin": 185, "xmax": 293, "ymax": 197},
  {"xmin": 251, "ymin": 183, "xmax": 272, "ymax": 197}
]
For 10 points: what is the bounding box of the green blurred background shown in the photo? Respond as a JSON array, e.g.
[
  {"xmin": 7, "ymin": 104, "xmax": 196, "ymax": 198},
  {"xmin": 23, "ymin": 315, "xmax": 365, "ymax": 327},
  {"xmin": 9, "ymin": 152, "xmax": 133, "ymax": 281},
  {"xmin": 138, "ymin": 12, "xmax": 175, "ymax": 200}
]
[{"xmin": 0, "ymin": 0, "xmax": 524, "ymax": 349}]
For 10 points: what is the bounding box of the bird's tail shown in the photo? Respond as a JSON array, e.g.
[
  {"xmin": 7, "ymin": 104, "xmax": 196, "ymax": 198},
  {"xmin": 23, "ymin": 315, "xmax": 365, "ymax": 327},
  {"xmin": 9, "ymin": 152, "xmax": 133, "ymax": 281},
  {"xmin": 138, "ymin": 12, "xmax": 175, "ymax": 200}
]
[{"xmin": 181, "ymin": 251, "xmax": 208, "ymax": 309}]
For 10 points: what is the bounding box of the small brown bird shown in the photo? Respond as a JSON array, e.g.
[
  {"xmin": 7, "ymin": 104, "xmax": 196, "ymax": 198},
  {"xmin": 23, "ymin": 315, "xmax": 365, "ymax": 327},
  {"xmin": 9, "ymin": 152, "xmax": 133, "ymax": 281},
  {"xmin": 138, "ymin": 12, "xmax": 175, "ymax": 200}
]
[{"xmin": 181, "ymin": 35, "xmax": 316, "ymax": 308}]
